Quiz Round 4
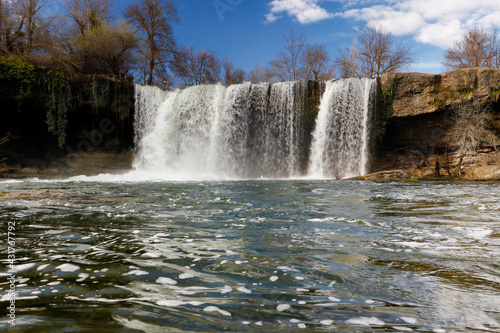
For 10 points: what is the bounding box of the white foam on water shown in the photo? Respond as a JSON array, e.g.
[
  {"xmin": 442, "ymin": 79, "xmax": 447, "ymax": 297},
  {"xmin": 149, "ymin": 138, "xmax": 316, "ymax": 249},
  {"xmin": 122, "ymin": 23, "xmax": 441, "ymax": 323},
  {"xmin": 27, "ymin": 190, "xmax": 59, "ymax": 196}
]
[
  {"xmin": 454, "ymin": 227, "xmax": 493, "ymax": 239},
  {"xmin": 346, "ymin": 317, "xmax": 385, "ymax": 326},
  {"xmin": 76, "ymin": 273, "xmax": 89, "ymax": 282},
  {"xmin": 221, "ymin": 286, "xmax": 232, "ymax": 294},
  {"xmin": 156, "ymin": 277, "xmax": 177, "ymax": 285},
  {"xmin": 401, "ymin": 316, "xmax": 418, "ymax": 324},
  {"xmin": 141, "ymin": 252, "xmax": 162, "ymax": 258},
  {"xmin": 203, "ymin": 306, "xmax": 231, "ymax": 317},
  {"xmin": 125, "ymin": 270, "xmax": 148, "ymax": 276},
  {"xmin": 237, "ymin": 286, "xmax": 252, "ymax": 294},
  {"xmin": 13, "ymin": 263, "xmax": 36, "ymax": 272},
  {"xmin": 179, "ymin": 273, "xmax": 194, "ymax": 279},
  {"xmin": 56, "ymin": 264, "xmax": 79, "ymax": 273},
  {"xmin": 277, "ymin": 304, "xmax": 291, "ymax": 312},
  {"xmin": 37, "ymin": 264, "xmax": 49, "ymax": 271},
  {"xmin": 157, "ymin": 300, "xmax": 186, "ymax": 307}
]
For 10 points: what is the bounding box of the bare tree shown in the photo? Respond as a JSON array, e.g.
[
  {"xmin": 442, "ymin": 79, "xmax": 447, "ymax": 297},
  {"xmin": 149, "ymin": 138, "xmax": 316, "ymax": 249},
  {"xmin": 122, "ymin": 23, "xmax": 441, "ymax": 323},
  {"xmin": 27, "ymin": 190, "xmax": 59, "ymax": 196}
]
[
  {"xmin": 491, "ymin": 24, "xmax": 500, "ymax": 69},
  {"xmin": 335, "ymin": 38, "xmax": 361, "ymax": 79},
  {"xmin": 222, "ymin": 57, "xmax": 245, "ymax": 85},
  {"xmin": 17, "ymin": 0, "xmax": 48, "ymax": 55},
  {"xmin": 64, "ymin": 0, "xmax": 113, "ymax": 35},
  {"xmin": 0, "ymin": 0, "xmax": 18, "ymax": 53},
  {"xmin": 358, "ymin": 25, "xmax": 412, "ymax": 78},
  {"xmin": 124, "ymin": 0, "xmax": 178, "ymax": 86},
  {"xmin": 337, "ymin": 25, "xmax": 413, "ymax": 78},
  {"xmin": 443, "ymin": 26, "xmax": 499, "ymax": 70},
  {"xmin": 269, "ymin": 31, "xmax": 307, "ymax": 81},
  {"xmin": 248, "ymin": 64, "xmax": 273, "ymax": 83},
  {"xmin": 0, "ymin": 0, "xmax": 53, "ymax": 56},
  {"xmin": 170, "ymin": 45, "xmax": 221, "ymax": 87},
  {"xmin": 302, "ymin": 43, "xmax": 334, "ymax": 80}
]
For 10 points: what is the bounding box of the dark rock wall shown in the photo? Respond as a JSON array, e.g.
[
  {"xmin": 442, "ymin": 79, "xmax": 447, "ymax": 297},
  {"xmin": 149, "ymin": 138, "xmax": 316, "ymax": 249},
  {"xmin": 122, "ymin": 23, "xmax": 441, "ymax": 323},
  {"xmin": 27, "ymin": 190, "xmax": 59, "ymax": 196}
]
[{"xmin": 0, "ymin": 75, "xmax": 135, "ymax": 178}]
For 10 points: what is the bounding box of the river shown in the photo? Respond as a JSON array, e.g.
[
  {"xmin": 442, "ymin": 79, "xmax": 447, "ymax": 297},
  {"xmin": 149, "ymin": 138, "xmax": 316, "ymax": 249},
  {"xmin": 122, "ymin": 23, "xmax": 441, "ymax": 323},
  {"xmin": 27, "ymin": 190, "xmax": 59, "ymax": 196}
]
[{"xmin": 1, "ymin": 178, "xmax": 499, "ymax": 332}]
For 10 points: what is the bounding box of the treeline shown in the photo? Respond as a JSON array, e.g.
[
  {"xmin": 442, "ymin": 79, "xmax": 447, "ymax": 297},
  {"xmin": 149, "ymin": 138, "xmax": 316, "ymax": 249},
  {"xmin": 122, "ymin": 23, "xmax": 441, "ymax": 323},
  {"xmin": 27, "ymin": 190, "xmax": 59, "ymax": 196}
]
[
  {"xmin": 1, "ymin": 0, "xmax": 500, "ymax": 89},
  {"xmin": 0, "ymin": 0, "xmax": 175, "ymax": 87}
]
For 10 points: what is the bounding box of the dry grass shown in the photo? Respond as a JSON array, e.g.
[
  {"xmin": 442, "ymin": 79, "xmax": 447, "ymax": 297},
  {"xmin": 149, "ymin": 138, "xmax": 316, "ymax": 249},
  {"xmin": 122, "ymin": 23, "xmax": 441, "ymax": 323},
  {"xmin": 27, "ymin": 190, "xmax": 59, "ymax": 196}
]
[{"xmin": 482, "ymin": 152, "xmax": 500, "ymax": 166}]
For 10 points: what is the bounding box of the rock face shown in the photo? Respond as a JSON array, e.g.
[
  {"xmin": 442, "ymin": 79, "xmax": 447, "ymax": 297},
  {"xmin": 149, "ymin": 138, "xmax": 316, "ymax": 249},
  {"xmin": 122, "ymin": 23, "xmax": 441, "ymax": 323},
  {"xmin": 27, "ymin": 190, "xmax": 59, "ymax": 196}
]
[
  {"xmin": 380, "ymin": 68, "xmax": 500, "ymax": 118},
  {"xmin": 0, "ymin": 74, "xmax": 135, "ymax": 178},
  {"xmin": 374, "ymin": 68, "xmax": 500, "ymax": 180}
]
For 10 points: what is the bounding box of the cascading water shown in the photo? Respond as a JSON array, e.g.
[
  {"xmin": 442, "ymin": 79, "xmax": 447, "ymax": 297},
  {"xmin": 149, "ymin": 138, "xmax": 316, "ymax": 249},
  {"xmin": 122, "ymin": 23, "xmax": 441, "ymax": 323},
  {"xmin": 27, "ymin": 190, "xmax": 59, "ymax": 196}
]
[
  {"xmin": 308, "ymin": 78, "xmax": 376, "ymax": 179},
  {"xmin": 133, "ymin": 81, "xmax": 312, "ymax": 179},
  {"xmin": 133, "ymin": 78, "xmax": 376, "ymax": 180}
]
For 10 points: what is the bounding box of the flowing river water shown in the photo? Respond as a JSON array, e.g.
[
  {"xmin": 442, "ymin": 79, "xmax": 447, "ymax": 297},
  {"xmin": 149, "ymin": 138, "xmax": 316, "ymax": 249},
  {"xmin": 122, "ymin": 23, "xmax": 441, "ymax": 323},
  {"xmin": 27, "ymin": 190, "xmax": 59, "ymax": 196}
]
[{"xmin": 1, "ymin": 178, "xmax": 499, "ymax": 332}]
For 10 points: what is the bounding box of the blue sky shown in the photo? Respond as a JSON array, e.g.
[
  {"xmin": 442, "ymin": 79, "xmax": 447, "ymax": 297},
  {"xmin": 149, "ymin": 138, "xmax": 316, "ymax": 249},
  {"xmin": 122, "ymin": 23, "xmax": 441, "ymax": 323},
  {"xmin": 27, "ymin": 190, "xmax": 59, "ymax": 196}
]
[{"xmin": 115, "ymin": 0, "xmax": 500, "ymax": 75}]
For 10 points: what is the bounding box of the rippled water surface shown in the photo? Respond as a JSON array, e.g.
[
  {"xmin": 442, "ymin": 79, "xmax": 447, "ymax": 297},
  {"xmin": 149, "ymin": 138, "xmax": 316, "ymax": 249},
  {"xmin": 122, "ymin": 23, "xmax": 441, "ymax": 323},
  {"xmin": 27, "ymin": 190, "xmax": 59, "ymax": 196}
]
[{"xmin": 1, "ymin": 179, "xmax": 499, "ymax": 332}]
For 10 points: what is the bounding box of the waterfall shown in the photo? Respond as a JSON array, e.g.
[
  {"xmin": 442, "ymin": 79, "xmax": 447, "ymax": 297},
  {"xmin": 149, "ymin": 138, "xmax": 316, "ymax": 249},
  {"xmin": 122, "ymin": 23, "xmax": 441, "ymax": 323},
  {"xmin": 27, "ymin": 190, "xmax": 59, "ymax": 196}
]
[
  {"xmin": 308, "ymin": 78, "xmax": 377, "ymax": 179},
  {"xmin": 133, "ymin": 78, "xmax": 376, "ymax": 180}
]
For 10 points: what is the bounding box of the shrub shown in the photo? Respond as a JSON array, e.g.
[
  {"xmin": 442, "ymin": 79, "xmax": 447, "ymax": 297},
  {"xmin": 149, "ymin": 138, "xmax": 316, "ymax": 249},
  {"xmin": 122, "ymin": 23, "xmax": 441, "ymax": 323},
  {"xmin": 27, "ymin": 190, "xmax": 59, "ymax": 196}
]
[{"xmin": 0, "ymin": 56, "xmax": 36, "ymax": 93}]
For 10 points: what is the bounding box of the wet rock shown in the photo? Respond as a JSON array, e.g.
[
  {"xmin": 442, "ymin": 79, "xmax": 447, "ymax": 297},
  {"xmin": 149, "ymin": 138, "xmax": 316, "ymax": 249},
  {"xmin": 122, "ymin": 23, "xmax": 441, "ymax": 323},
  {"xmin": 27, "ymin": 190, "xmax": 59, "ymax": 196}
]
[
  {"xmin": 0, "ymin": 189, "xmax": 65, "ymax": 199},
  {"xmin": 349, "ymin": 170, "xmax": 411, "ymax": 182}
]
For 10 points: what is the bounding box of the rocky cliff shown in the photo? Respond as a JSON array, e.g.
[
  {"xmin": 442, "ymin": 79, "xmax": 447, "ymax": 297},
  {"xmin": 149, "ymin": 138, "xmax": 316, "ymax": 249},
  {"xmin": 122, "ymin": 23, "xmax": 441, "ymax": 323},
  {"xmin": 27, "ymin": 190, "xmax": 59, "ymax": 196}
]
[{"xmin": 373, "ymin": 68, "xmax": 500, "ymax": 180}]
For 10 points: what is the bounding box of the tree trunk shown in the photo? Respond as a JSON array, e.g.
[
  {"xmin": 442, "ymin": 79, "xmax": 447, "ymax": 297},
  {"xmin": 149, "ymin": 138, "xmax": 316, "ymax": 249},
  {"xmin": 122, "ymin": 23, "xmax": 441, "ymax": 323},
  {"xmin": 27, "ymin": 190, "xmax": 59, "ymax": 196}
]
[{"xmin": 148, "ymin": 46, "xmax": 155, "ymax": 85}]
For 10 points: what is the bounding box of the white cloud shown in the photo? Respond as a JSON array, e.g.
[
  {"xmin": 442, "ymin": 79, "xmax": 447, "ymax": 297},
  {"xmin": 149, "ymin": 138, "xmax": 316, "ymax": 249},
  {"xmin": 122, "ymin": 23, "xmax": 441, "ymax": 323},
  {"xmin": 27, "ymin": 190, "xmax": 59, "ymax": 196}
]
[
  {"xmin": 417, "ymin": 20, "xmax": 464, "ymax": 48},
  {"xmin": 342, "ymin": 6, "xmax": 426, "ymax": 36},
  {"xmin": 266, "ymin": 0, "xmax": 334, "ymax": 24},
  {"xmin": 335, "ymin": 0, "xmax": 500, "ymax": 48},
  {"xmin": 264, "ymin": 0, "xmax": 500, "ymax": 48}
]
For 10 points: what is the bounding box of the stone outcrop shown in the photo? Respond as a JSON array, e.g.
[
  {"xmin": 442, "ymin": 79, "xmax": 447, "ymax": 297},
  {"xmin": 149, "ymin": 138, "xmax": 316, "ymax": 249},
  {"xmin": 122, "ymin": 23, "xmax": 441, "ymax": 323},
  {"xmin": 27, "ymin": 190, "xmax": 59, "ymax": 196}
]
[
  {"xmin": 373, "ymin": 68, "xmax": 500, "ymax": 180},
  {"xmin": 379, "ymin": 68, "xmax": 500, "ymax": 118},
  {"xmin": 349, "ymin": 170, "xmax": 411, "ymax": 182}
]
